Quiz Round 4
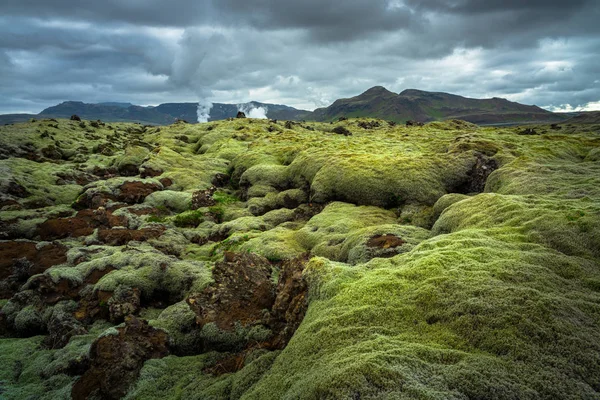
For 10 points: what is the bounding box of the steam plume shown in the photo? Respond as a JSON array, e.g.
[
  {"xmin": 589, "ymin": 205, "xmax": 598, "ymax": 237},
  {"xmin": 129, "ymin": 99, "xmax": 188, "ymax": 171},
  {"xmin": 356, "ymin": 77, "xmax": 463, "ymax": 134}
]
[{"xmin": 238, "ymin": 103, "xmax": 268, "ymax": 119}]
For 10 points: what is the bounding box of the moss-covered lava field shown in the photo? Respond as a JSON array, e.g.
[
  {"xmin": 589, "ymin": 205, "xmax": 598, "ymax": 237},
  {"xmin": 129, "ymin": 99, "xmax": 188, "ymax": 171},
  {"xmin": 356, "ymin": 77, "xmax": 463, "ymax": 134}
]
[{"xmin": 1, "ymin": 116, "xmax": 599, "ymax": 399}]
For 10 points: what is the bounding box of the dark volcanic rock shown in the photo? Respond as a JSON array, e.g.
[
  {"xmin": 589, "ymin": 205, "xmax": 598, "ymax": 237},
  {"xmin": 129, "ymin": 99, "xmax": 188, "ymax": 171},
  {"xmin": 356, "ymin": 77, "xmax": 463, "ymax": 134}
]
[
  {"xmin": 191, "ymin": 186, "xmax": 217, "ymax": 209},
  {"xmin": 97, "ymin": 226, "xmax": 165, "ymax": 246},
  {"xmin": 0, "ymin": 241, "xmax": 68, "ymax": 298},
  {"xmin": 70, "ymin": 114, "xmax": 81, "ymax": 121},
  {"xmin": 117, "ymin": 181, "xmax": 162, "ymax": 204},
  {"xmin": 108, "ymin": 287, "xmax": 141, "ymax": 323},
  {"xmin": 406, "ymin": 120, "xmax": 424, "ymax": 127},
  {"xmin": 71, "ymin": 317, "xmax": 170, "ymax": 400},
  {"xmin": 332, "ymin": 126, "xmax": 352, "ymax": 136},
  {"xmin": 211, "ymin": 173, "xmax": 230, "ymax": 187},
  {"xmin": 187, "ymin": 252, "xmax": 275, "ymax": 332},
  {"xmin": 518, "ymin": 128, "xmax": 539, "ymax": 135},
  {"xmin": 457, "ymin": 154, "xmax": 498, "ymax": 194},
  {"xmin": 37, "ymin": 209, "xmax": 127, "ymax": 240},
  {"xmin": 268, "ymin": 256, "xmax": 309, "ymax": 349},
  {"xmin": 367, "ymin": 234, "xmax": 406, "ymax": 249},
  {"xmin": 236, "ymin": 111, "xmax": 246, "ymax": 119},
  {"xmin": 187, "ymin": 253, "xmax": 309, "ymax": 374},
  {"xmin": 357, "ymin": 120, "xmax": 381, "ymax": 129},
  {"xmin": 44, "ymin": 310, "xmax": 87, "ymax": 349}
]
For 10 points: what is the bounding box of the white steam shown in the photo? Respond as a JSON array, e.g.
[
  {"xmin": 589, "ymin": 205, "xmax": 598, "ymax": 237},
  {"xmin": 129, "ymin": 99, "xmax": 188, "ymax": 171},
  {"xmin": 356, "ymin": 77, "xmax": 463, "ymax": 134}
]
[
  {"xmin": 238, "ymin": 103, "xmax": 268, "ymax": 119},
  {"xmin": 197, "ymin": 99, "xmax": 212, "ymax": 123}
]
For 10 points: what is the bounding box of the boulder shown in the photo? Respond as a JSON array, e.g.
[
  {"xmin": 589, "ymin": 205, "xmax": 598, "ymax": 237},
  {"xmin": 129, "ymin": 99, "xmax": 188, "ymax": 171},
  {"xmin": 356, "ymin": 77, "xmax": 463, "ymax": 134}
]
[{"xmin": 71, "ymin": 317, "xmax": 170, "ymax": 400}]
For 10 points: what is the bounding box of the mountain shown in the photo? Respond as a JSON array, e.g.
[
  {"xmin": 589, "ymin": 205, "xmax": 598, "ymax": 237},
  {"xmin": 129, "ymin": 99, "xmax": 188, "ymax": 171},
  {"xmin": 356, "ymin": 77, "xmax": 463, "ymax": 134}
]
[
  {"xmin": 32, "ymin": 100, "xmax": 309, "ymax": 125},
  {"xmin": 0, "ymin": 88, "xmax": 570, "ymax": 126},
  {"xmin": 310, "ymin": 86, "xmax": 566, "ymax": 125},
  {"xmin": 564, "ymin": 111, "xmax": 600, "ymax": 124},
  {"xmin": 39, "ymin": 101, "xmax": 175, "ymax": 125},
  {"xmin": 154, "ymin": 101, "xmax": 310, "ymax": 122}
]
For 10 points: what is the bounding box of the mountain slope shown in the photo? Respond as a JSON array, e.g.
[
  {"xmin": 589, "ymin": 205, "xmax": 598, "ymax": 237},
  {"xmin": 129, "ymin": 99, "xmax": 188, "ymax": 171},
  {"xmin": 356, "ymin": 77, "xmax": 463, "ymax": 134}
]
[
  {"xmin": 564, "ymin": 111, "xmax": 600, "ymax": 124},
  {"xmin": 36, "ymin": 100, "xmax": 309, "ymax": 125},
  {"xmin": 311, "ymin": 86, "xmax": 565, "ymax": 124}
]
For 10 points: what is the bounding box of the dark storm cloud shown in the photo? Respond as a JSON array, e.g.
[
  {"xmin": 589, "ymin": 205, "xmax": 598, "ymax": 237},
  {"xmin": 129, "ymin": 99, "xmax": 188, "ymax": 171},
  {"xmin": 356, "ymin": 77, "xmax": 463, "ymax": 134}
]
[{"xmin": 0, "ymin": 0, "xmax": 598, "ymax": 113}]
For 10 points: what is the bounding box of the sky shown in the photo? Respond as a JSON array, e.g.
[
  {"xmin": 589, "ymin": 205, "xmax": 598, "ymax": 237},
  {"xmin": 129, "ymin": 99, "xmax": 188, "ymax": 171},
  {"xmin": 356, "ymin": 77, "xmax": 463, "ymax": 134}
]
[{"xmin": 0, "ymin": 0, "xmax": 599, "ymax": 114}]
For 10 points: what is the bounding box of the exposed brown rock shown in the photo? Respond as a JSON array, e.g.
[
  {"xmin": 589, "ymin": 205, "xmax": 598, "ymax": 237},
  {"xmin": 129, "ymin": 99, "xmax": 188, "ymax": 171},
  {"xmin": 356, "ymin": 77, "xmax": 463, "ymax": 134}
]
[
  {"xmin": 367, "ymin": 234, "xmax": 406, "ymax": 249},
  {"xmin": 159, "ymin": 177, "xmax": 173, "ymax": 188},
  {"xmin": 37, "ymin": 209, "xmax": 127, "ymax": 240},
  {"xmin": 268, "ymin": 256, "xmax": 309, "ymax": 349},
  {"xmin": 97, "ymin": 226, "xmax": 165, "ymax": 246},
  {"xmin": 357, "ymin": 120, "xmax": 381, "ymax": 129},
  {"xmin": 187, "ymin": 252, "xmax": 275, "ymax": 331},
  {"xmin": 117, "ymin": 181, "xmax": 162, "ymax": 204},
  {"xmin": 406, "ymin": 120, "xmax": 424, "ymax": 127},
  {"xmin": 191, "ymin": 186, "xmax": 217, "ymax": 209},
  {"xmin": 71, "ymin": 317, "xmax": 170, "ymax": 400},
  {"xmin": 332, "ymin": 126, "xmax": 351, "ymax": 136},
  {"xmin": 140, "ymin": 167, "xmax": 163, "ymax": 178},
  {"xmin": 188, "ymin": 253, "xmax": 309, "ymax": 374},
  {"xmin": 211, "ymin": 173, "xmax": 230, "ymax": 187},
  {"xmin": 0, "ymin": 241, "xmax": 68, "ymax": 298},
  {"xmin": 108, "ymin": 287, "xmax": 141, "ymax": 323},
  {"xmin": 456, "ymin": 154, "xmax": 498, "ymax": 194}
]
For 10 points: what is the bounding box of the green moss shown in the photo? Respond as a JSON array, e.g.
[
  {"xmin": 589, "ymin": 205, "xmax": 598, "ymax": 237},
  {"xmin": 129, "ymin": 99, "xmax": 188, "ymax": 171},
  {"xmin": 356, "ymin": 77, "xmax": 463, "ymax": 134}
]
[
  {"xmin": 0, "ymin": 335, "xmax": 77, "ymax": 399},
  {"xmin": 239, "ymin": 164, "xmax": 289, "ymax": 189},
  {"xmin": 432, "ymin": 193, "xmax": 600, "ymax": 259},
  {"xmin": 150, "ymin": 301, "xmax": 202, "ymax": 355},
  {"xmin": 114, "ymin": 145, "xmax": 150, "ymax": 173},
  {"xmin": 432, "ymin": 193, "xmax": 470, "ymax": 220},
  {"xmin": 144, "ymin": 190, "xmax": 192, "ymax": 213},
  {"xmin": 173, "ymin": 210, "xmax": 205, "ymax": 228},
  {"xmin": 124, "ymin": 353, "xmax": 232, "ymax": 400},
  {"xmin": 0, "ymin": 158, "xmax": 83, "ymax": 206},
  {"xmin": 243, "ymin": 230, "xmax": 600, "ymax": 398}
]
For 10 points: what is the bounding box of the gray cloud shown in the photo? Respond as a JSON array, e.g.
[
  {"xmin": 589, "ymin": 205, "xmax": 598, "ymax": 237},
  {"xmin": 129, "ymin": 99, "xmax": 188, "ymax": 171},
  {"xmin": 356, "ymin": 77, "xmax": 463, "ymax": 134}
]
[{"xmin": 0, "ymin": 1, "xmax": 598, "ymax": 114}]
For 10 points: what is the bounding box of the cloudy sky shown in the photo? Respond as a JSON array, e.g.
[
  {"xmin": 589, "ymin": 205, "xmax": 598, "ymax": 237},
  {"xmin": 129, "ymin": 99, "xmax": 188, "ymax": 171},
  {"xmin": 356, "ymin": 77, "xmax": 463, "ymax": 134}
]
[{"xmin": 1, "ymin": 0, "xmax": 599, "ymax": 114}]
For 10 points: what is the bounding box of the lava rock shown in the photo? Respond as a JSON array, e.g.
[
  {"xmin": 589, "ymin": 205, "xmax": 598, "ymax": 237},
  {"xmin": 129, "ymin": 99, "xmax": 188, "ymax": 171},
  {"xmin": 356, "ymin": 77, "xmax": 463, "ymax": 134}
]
[{"xmin": 71, "ymin": 317, "xmax": 170, "ymax": 400}]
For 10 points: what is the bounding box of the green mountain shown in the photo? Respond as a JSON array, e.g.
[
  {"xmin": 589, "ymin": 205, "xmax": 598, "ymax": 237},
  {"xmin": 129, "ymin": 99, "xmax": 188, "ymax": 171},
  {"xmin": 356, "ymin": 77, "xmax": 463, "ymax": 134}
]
[{"xmin": 311, "ymin": 86, "xmax": 566, "ymax": 124}]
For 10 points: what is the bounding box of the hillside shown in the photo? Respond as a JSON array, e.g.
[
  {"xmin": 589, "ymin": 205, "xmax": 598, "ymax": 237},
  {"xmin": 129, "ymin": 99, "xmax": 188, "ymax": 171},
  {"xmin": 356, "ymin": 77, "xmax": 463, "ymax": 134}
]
[
  {"xmin": 311, "ymin": 86, "xmax": 566, "ymax": 124},
  {"xmin": 0, "ymin": 117, "xmax": 599, "ymax": 399},
  {"xmin": 33, "ymin": 100, "xmax": 309, "ymax": 125},
  {"xmin": 564, "ymin": 111, "xmax": 600, "ymax": 124}
]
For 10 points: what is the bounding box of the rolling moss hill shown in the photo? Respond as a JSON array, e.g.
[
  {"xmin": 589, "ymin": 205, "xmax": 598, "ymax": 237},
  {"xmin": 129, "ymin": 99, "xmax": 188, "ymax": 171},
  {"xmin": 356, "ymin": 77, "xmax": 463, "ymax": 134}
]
[{"xmin": 1, "ymin": 116, "xmax": 600, "ymax": 399}]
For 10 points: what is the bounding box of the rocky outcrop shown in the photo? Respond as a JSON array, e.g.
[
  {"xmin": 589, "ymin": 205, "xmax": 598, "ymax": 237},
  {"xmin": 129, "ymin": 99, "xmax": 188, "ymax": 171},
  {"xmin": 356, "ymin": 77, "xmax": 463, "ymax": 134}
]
[
  {"xmin": 71, "ymin": 317, "xmax": 170, "ymax": 400},
  {"xmin": 97, "ymin": 226, "xmax": 165, "ymax": 246},
  {"xmin": 456, "ymin": 154, "xmax": 498, "ymax": 194},
  {"xmin": 186, "ymin": 253, "xmax": 309, "ymax": 372},
  {"xmin": 188, "ymin": 252, "xmax": 275, "ymax": 332},
  {"xmin": 191, "ymin": 186, "xmax": 217, "ymax": 209},
  {"xmin": 37, "ymin": 209, "xmax": 127, "ymax": 240},
  {"xmin": 0, "ymin": 241, "xmax": 68, "ymax": 298}
]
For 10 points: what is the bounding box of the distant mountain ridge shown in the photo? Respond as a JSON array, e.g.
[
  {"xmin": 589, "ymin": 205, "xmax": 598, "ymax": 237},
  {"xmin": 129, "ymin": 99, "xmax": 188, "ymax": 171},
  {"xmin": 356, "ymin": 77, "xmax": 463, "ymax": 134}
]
[
  {"xmin": 34, "ymin": 100, "xmax": 309, "ymax": 125},
  {"xmin": 310, "ymin": 86, "xmax": 566, "ymax": 124},
  {"xmin": 0, "ymin": 87, "xmax": 575, "ymax": 126}
]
